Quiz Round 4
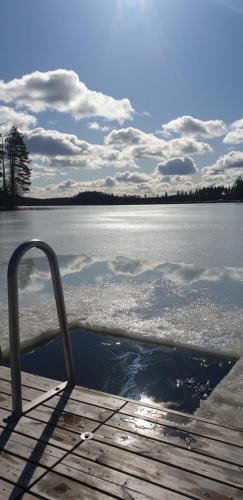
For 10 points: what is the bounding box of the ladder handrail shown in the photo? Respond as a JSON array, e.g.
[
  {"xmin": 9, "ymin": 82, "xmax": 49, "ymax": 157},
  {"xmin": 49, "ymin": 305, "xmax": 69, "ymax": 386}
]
[{"xmin": 8, "ymin": 239, "xmax": 75, "ymax": 416}]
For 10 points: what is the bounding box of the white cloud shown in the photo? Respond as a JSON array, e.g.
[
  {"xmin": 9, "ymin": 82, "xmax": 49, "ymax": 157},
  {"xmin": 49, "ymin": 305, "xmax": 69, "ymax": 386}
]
[
  {"xmin": 0, "ymin": 69, "xmax": 134, "ymax": 123},
  {"xmin": 25, "ymin": 128, "xmax": 85, "ymax": 156},
  {"xmin": 162, "ymin": 115, "xmax": 226, "ymax": 138},
  {"xmin": 30, "ymin": 170, "xmax": 151, "ymax": 198},
  {"xmin": 157, "ymin": 156, "xmax": 197, "ymax": 176},
  {"xmin": 204, "ymin": 151, "xmax": 243, "ymax": 173},
  {"xmin": 30, "ymin": 164, "xmax": 198, "ymax": 198},
  {"xmin": 88, "ymin": 121, "xmax": 110, "ymax": 132},
  {"xmin": 24, "ymin": 127, "xmax": 137, "ymax": 171},
  {"xmin": 114, "ymin": 171, "xmax": 150, "ymax": 183},
  {"xmin": 224, "ymin": 129, "xmax": 243, "ymax": 144},
  {"xmin": 26, "ymin": 124, "xmax": 210, "ymax": 177},
  {"xmin": 231, "ymin": 119, "xmax": 243, "ymax": 129},
  {"xmin": 223, "ymin": 119, "xmax": 243, "ymax": 144},
  {"xmin": 201, "ymin": 151, "xmax": 243, "ymax": 186},
  {"xmin": 105, "ymin": 127, "xmax": 212, "ymax": 160},
  {"xmin": 0, "ymin": 105, "xmax": 36, "ymax": 132},
  {"xmin": 168, "ymin": 137, "xmax": 212, "ymax": 155}
]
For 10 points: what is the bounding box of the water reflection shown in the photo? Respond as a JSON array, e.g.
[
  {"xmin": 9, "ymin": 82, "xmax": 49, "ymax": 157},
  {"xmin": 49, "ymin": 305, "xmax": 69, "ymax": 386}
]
[
  {"xmin": 19, "ymin": 258, "xmax": 34, "ymax": 290},
  {"xmin": 19, "ymin": 329, "xmax": 235, "ymax": 414},
  {"xmin": 14, "ymin": 253, "xmax": 243, "ymax": 288},
  {"xmin": 1, "ymin": 252, "xmax": 243, "ymax": 356},
  {"xmin": 14, "ymin": 254, "xmax": 243, "ymax": 313}
]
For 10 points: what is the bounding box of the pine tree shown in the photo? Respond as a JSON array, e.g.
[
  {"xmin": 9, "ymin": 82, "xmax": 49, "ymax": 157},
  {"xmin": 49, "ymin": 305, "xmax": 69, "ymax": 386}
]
[
  {"xmin": 0, "ymin": 133, "xmax": 6, "ymax": 197},
  {"xmin": 5, "ymin": 126, "xmax": 31, "ymax": 206}
]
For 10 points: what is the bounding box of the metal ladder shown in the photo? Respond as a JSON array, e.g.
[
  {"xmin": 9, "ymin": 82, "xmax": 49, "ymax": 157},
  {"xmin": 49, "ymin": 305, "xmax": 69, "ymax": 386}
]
[{"xmin": 7, "ymin": 239, "xmax": 75, "ymax": 418}]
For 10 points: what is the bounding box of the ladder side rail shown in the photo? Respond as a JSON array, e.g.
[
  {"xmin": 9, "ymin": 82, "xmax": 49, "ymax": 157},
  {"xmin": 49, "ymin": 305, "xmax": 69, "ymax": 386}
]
[{"xmin": 8, "ymin": 239, "xmax": 75, "ymax": 416}]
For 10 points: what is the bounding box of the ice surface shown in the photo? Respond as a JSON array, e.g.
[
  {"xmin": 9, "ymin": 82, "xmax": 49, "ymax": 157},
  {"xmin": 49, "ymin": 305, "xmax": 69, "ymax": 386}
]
[
  {"xmin": 1, "ymin": 205, "xmax": 243, "ymax": 426},
  {"xmin": 196, "ymin": 357, "xmax": 243, "ymax": 427}
]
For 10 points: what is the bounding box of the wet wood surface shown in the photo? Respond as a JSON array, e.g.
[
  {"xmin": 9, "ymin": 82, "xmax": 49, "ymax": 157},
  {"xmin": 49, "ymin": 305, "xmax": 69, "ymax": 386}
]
[{"xmin": 0, "ymin": 366, "xmax": 243, "ymax": 499}]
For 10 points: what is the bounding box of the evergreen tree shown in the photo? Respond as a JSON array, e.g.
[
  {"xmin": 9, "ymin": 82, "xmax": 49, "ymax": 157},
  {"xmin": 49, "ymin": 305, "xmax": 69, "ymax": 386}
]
[
  {"xmin": 232, "ymin": 176, "xmax": 243, "ymax": 200},
  {"xmin": 5, "ymin": 126, "xmax": 31, "ymax": 206},
  {"xmin": 0, "ymin": 132, "xmax": 6, "ymax": 199}
]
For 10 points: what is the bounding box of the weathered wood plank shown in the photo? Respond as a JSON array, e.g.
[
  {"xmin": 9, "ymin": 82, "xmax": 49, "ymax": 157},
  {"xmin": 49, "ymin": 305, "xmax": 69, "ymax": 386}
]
[
  {"xmin": 0, "ymin": 428, "xmax": 66, "ymax": 468},
  {"xmin": 0, "ymin": 379, "xmax": 44, "ymax": 401},
  {"xmin": 55, "ymin": 452, "xmax": 189, "ymax": 499},
  {"xmin": 38, "ymin": 394, "xmax": 113, "ymax": 422},
  {"xmin": 93, "ymin": 424, "xmax": 243, "ymax": 489},
  {"xmin": 120, "ymin": 402, "xmax": 243, "ymax": 447},
  {"xmin": 0, "ymin": 449, "xmax": 46, "ymax": 489},
  {"xmin": 26, "ymin": 405, "xmax": 100, "ymax": 435},
  {"xmin": 58, "ymin": 384, "xmax": 125, "ymax": 411},
  {"xmin": 0, "ymin": 478, "xmax": 23, "ymax": 500},
  {"xmin": 0, "ymin": 370, "xmax": 125, "ymax": 411},
  {"xmin": 73, "ymin": 439, "xmax": 243, "ymax": 499},
  {"xmin": 0, "ymin": 366, "xmax": 237, "ymax": 430},
  {"xmin": 0, "ymin": 391, "xmax": 22, "ymax": 411},
  {"xmin": 30, "ymin": 471, "xmax": 119, "ymax": 499},
  {"xmin": 0, "ymin": 408, "xmax": 83, "ymax": 451},
  {"xmin": 127, "ymin": 394, "xmax": 242, "ymax": 431},
  {"xmin": 108, "ymin": 412, "xmax": 243, "ymax": 466},
  {"xmin": 0, "ymin": 366, "xmax": 13, "ymax": 380},
  {"xmin": 0, "ymin": 366, "xmax": 60, "ymax": 391},
  {"xmin": 21, "ymin": 495, "xmax": 41, "ymax": 499}
]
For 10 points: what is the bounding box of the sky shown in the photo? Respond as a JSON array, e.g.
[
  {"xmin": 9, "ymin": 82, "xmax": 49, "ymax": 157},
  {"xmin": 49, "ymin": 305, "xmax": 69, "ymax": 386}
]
[{"xmin": 1, "ymin": 0, "xmax": 243, "ymax": 197}]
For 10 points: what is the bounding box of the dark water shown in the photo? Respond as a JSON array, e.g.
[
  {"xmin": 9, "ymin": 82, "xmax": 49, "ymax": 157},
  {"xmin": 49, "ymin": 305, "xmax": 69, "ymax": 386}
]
[{"xmin": 19, "ymin": 329, "xmax": 235, "ymax": 414}]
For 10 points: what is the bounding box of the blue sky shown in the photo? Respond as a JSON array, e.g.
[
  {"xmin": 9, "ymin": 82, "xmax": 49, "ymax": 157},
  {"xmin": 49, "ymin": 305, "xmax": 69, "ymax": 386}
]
[{"xmin": 1, "ymin": 0, "xmax": 243, "ymax": 197}]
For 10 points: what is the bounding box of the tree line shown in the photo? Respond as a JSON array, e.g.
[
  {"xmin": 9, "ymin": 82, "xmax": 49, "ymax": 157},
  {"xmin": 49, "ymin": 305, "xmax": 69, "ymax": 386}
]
[
  {"xmin": 0, "ymin": 126, "xmax": 31, "ymax": 208},
  {"xmin": 73, "ymin": 177, "xmax": 243, "ymax": 203},
  {"xmin": 18, "ymin": 177, "xmax": 243, "ymax": 206},
  {"xmin": 1, "ymin": 127, "xmax": 243, "ymax": 207}
]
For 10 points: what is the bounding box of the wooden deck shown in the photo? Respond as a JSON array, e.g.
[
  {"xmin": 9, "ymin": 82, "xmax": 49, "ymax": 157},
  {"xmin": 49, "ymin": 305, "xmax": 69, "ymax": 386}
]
[{"xmin": 0, "ymin": 366, "xmax": 243, "ymax": 499}]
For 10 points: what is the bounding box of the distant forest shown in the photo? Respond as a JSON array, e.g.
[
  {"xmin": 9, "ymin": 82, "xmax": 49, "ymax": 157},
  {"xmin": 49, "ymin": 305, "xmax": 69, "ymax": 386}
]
[
  {"xmin": 10, "ymin": 175, "xmax": 243, "ymax": 206},
  {"xmin": 2, "ymin": 175, "xmax": 243, "ymax": 208}
]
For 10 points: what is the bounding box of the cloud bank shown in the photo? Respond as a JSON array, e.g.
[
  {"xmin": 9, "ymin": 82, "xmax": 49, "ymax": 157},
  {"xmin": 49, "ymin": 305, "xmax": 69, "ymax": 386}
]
[{"xmin": 0, "ymin": 69, "xmax": 134, "ymax": 123}]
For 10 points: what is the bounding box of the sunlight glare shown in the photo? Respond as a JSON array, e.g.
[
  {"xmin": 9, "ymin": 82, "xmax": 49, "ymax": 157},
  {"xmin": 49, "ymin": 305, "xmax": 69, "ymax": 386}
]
[{"xmin": 118, "ymin": 0, "xmax": 146, "ymax": 12}]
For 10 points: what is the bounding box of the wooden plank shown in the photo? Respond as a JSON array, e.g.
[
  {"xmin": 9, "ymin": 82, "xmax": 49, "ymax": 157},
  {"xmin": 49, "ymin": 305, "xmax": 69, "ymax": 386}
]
[
  {"xmin": 0, "ymin": 408, "xmax": 83, "ymax": 451},
  {"xmin": 0, "ymin": 478, "xmax": 23, "ymax": 500},
  {"xmin": 126, "ymin": 393, "xmax": 242, "ymax": 431},
  {"xmin": 0, "ymin": 366, "xmax": 60, "ymax": 392},
  {"xmin": 26, "ymin": 405, "xmax": 101, "ymax": 436},
  {"xmin": 0, "ymin": 366, "xmax": 13, "ymax": 380},
  {"xmin": 54, "ymin": 452, "xmax": 189, "ymax": 499},
  {"xmin": 0, "ymin": 428, "xmax": 66, "ymax": 468},
  {"xmin": 93, "ymin": 424, "xmax": 243, "ymax": 489},
  {"xmin": 0, "ymin": 391, "xmax": 21, "ymax": 411},
  {"xmin": 38, "ymin": 394, "xmax": 114, "ymax": 422},
  {"xmin": 21, "ymin": 495, "xmax": 41, "ymax": 499},
  {"xmin": 0, "ymin": 365, "xmax": 241, "ymax": 430},
  {"xmin": 107, "ymin": 412, "xmax": 243, "ymax": 466},
  {"xmin": 120, "ymin": 402, "xmax": 243, "ymax": 447},
  {"xmin": 57, "ymin": 384, "xmax": 125, "ymax": 411},
  {"xmin": 2, "ymin": 365, "xmax": 240, "ymax": 434},
  {"xmin": 0, "ymin": 379, "xmax": 44, "ymax": 401},
  {"xmin": 0, "ymin": 369, "xmax": 124, "ymax": 411},
  {"xmin": 30, "ymin": 471, "xmax": 119, "ymax": 499},
  {"xmin": 0, "ymin": 449, "xmax": 46, "ymax": 489},
  {"xmin": 0, "ymin": 392, "xmax": 100, "ymax": 441},
  {"xmin": 73, "ymin": 439, "xmax": 243, "ymax": 499}
]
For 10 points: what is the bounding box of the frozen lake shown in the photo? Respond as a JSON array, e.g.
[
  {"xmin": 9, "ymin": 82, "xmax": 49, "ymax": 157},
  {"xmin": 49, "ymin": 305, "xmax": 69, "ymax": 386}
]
[{"xmin": 1, "ymin": 203, "xmax": 243, "ymax": 424}]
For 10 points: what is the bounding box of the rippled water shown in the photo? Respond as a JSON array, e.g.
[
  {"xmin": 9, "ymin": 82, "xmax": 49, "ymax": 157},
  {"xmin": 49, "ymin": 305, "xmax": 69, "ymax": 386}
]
[{"xmin": 19, "ymin": 329, "xmax": 234, "ymax": 413}]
